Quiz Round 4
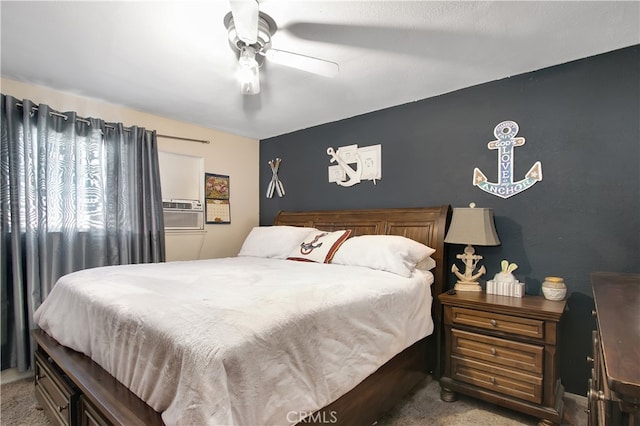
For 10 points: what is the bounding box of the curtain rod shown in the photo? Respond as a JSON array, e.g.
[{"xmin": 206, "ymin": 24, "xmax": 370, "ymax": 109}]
[
  {"xmin": 15, "ymin": 102, "xmax": 211, "ymax": 144},
  {"xmin": 157, "ymin": 134, "xmax": 210, "ymax": 144}
]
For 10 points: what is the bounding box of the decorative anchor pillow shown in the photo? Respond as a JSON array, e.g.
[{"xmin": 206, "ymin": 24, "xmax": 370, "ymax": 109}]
[{"xmin": 287, "ymin": 229, "xmax": 352, "ymax": 263}]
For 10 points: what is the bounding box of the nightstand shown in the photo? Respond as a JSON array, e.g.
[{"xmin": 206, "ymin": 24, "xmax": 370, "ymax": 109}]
[{"xmin": 438, "ymin": 291, "xmax": 566, "ymax": 426}]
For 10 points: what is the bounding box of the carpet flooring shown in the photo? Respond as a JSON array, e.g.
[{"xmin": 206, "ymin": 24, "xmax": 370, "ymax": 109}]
[{"xmin": 1, "ymin": 375, "xmax": 587, "ymax": 425}]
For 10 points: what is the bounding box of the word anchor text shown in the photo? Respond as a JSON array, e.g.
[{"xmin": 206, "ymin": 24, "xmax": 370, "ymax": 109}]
[{"xmin": 473, "ymin": 121, "xmax": 542, "ymax": 199}]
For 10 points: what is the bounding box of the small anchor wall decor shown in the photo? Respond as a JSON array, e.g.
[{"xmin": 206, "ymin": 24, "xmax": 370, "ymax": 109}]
[
  {"xmin": 473, "ymin": 121, "xmax": 542, "ymax": 199},
  {"xmin": 327, "ymin": 144, "xmax": 381, "ymax": 187}
]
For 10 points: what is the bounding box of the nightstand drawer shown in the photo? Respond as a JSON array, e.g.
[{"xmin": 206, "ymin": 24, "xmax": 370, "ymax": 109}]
[
  {"xmin": 451, "ymin": 329, "xmax": 543, "ymax": 374},
  {"xmin": 450, "ymin": 307, "xmax": 544, "ymax": 340},
  {"xmin": 451, "ymin": 355, "xmax": 543, "ymax": 404}
]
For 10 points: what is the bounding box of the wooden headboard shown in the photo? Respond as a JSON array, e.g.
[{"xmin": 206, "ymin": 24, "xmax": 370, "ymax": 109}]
[{"xmin": 274, "ymin": 205, "xmax": 452, "ymax": 325}]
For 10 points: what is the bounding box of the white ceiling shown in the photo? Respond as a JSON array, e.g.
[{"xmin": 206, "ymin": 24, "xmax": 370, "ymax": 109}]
[{"xmin": 1, "ymin": 1, "xmax": 638, "ymax": 140}]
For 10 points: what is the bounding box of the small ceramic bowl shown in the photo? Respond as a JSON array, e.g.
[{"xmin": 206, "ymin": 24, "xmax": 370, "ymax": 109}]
[{"xmin": 542, "ymin": 277, "xmax": 567, "ymax": 301}]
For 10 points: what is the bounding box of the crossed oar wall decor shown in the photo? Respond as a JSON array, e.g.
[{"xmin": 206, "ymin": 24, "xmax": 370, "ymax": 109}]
[{"xmin": 266, "ymin": 158, "xmax": 285, "ymax": 198}]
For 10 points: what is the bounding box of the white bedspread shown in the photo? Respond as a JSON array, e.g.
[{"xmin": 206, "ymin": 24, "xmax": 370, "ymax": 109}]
[{"xmin": 34, "ymin": 257, "xmax": 434, "ymax": 426}]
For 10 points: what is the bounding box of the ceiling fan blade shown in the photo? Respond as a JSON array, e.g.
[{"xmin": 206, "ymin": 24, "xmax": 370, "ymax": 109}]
[
  {"xmin": 230, "ymin": 0, "xmax": 259, "ymax": 45},
  {"xmin": 265, "ymin": 49, "xmax": 339, "ymax": 78}
]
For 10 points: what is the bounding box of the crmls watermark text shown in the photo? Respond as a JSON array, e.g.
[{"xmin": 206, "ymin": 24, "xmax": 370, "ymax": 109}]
[{"xmin": 287, "ymin": 410, "xmax": 338, "ymax": 424}]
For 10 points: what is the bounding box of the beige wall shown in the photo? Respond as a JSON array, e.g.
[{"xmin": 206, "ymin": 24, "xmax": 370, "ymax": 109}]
[{"xmin": 1, "ymin": 78, "xmax": 259, "ymax": 261}]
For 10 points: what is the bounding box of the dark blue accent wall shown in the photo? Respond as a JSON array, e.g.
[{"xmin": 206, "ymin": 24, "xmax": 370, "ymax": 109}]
[{"xmin": 259, "ymin": 45, "xmax": 640, "ymax": 395}]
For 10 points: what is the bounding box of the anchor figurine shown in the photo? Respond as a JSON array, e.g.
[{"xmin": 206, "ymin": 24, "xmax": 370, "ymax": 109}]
[
  {"xmin": 473, "ymin": 121, "xmax": 542, "ymax": 199},
  {"xmin": 451, "ymin": 244, "xmax": 487, "ymax": 291}
]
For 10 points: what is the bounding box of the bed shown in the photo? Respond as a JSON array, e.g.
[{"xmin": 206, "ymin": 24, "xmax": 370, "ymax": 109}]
[{"xmin": 32, "ymin": 205, "xmax": 451, "ymax": 426}]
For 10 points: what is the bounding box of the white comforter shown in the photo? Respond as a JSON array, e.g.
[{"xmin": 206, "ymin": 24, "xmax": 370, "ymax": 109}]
[{"xmin": 34, "ymin": 257, "xmax": 434, "ymax": 426}]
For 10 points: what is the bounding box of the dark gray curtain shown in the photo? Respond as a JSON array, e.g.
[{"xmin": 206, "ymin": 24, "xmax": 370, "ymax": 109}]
[{"xmin": 1, "ymin": 94, "xmax": 165, "ymax": 372}]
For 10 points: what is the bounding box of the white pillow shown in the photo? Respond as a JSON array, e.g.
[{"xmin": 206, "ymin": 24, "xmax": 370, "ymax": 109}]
[
  {"xmin": 332, "ymin": 235, "xmax": 436, "ymax": 277},
  {"xmin": 287, "ymin": 229, "xmax": 352, "ymax": 263},
  {"xmin": 238, "ymin": 226, "xmax": 318, "ymax": 259},
  {"xmin": 416, "ymin": 256, "xmax": 437, "ymax": 272}
]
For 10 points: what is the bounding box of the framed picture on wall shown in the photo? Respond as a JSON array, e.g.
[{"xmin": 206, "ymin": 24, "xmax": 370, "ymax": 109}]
[
  {"xmin": 205, "ymin": 173, "xmax": 231, "ymax": 224},
  {"xmin": 205, "ymin": 173, "xmax": 230, "ymax": 200}
]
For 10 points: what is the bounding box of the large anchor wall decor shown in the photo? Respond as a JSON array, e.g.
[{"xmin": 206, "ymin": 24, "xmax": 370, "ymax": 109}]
[
  {"xmin": 327, "ymin": 144, "xmax": 381, "ymax": 187},
  {"xmin": 473, "ymin": 121, "xmax": 542, "ymax": 199}
]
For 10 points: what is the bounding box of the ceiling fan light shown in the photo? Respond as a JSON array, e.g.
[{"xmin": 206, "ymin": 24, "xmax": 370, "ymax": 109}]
[{"xmin": 237, "ymin": 45, "xmax": 260, "ymax": 95}]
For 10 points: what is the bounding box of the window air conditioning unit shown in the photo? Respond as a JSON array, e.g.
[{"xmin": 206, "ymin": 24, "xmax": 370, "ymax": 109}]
[{"xmin": 163, "ymin": 199, "xmax": 204, "ymax": 230}]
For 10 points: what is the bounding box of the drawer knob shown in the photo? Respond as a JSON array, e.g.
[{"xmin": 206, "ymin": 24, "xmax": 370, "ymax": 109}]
[
  {"xmin": 57, "ymin": 404, "xmax": 68, "ymax": 412},
  {"xmin": 587, "ymin": 388, "xmax": 606, "ymax": 401},
  {"xmin": 490, "ymin": 348, "xmax": 497, "ymax": 355},
  {"xmin": 586, "ymin": 356, "xmax": 594, "ymax": 364},
  {"xmin": 490, "ymin": 319, "xmax": 498, "ymax": 327},
  {"xmin": 490, "ymin": 376, "xmax": 496, "ymax": 384},
  {"xmin": 591, "ymin": 310, "xmax": 597, "ymax": 318}
]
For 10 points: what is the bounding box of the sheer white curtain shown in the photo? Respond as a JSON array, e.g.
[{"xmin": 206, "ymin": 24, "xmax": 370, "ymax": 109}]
[{"xmin": 1, "ymin": 94, "xmax": 165, "ymax": 371}]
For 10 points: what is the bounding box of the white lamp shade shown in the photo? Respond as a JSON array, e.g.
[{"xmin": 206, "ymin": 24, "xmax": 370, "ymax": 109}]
[{"xmin": 444, "ymin": 207, "xmax": 500, "ymax": 246}]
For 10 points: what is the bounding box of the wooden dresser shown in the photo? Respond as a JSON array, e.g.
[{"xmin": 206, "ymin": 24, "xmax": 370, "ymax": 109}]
[
  {"xmin": 439, "ymin": 291, "xmax": 566, "ymax": 426},
  {"xmin": 588, "ymin": 272, "xmax": 640, "ymax": 426}
]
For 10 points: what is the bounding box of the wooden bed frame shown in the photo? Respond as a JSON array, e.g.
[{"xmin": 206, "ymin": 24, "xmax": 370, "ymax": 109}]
[{"xmin": 33, "ymin": 205, "xmax": 451, "ymax": 426}]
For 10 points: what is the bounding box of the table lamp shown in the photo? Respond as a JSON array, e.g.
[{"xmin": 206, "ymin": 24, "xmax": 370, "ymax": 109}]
[{"xmin": 444, "ymin": 203, "xmax": 500, "ymax": 292}]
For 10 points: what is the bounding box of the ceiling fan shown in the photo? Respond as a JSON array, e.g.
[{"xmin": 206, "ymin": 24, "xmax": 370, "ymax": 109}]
[{"xmin": 224, "ymin": 0, "xmax": 339, "ymax": 95}]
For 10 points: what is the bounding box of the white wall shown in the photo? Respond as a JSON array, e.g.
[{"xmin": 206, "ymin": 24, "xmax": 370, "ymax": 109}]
[{"xmin": 1, "ymin": 78, "xmax": 259, "ymax": 260}]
